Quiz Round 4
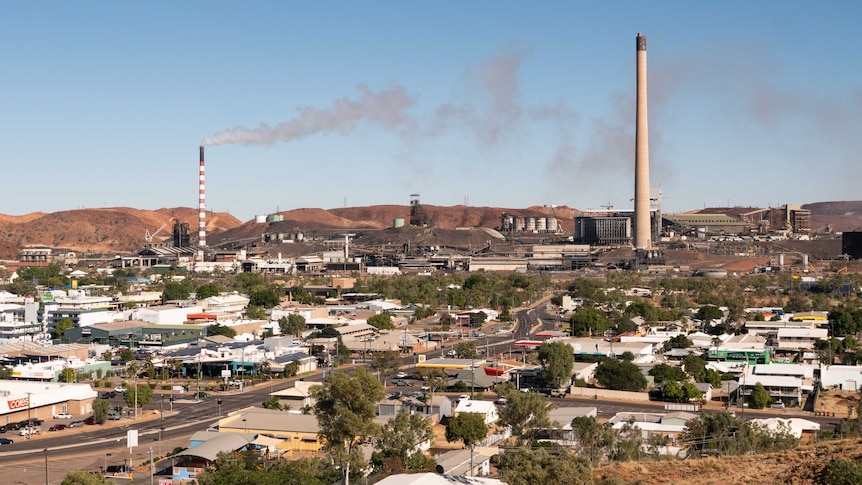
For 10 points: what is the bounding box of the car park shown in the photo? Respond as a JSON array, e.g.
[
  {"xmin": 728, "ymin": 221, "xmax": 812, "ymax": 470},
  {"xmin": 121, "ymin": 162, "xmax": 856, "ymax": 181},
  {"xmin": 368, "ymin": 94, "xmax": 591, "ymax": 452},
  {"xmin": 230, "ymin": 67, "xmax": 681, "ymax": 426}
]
[
  {"xmin": 54, "ymin": 413, "xmax": 72, "ymax": 419},
  {"xmin": 68, "ymin": 420, "xmax": 84, "ymax": 428},
  {"xmin": 48, "ymin": 424, "xmax": 67, "ymax": 432},
  {"xmin": 0, "ymin": 437, "xmax": 13, "ymax": 445}
]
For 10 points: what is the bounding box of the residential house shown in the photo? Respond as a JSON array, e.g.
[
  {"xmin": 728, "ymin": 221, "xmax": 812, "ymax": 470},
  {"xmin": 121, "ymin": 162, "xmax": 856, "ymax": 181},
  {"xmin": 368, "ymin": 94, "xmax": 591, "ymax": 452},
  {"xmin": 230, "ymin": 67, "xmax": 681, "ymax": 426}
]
[
  {"xmin": 270, "ymin": 381, "xmax": 317, "ymax": 411},
  {"xmin": 453, "ymin": 399, "xmax": 498, "ymax": 425},
  {"xmin": 433, "ymin": 448, "xmax": 494, "ymax": 477}
]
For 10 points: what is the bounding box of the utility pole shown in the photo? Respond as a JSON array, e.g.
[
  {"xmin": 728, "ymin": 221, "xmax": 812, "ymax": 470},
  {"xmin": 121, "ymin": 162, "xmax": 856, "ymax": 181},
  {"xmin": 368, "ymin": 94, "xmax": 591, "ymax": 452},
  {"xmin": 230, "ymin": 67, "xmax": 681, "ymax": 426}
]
[{"xmin": 44, "ymin": 447, "xmax": 48, "ymax": 485}]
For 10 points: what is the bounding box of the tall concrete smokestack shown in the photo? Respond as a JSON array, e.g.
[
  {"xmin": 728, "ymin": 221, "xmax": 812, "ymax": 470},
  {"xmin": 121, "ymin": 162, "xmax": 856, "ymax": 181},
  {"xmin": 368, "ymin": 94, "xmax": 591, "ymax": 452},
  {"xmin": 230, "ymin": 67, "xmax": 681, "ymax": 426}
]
[
  {"xmin": 634, "ymin": 32, "xmax": 652, "ymax": 249},
  {"xmin": 198, "ymin": 146, "xmax": 206, "ymax": 248}
]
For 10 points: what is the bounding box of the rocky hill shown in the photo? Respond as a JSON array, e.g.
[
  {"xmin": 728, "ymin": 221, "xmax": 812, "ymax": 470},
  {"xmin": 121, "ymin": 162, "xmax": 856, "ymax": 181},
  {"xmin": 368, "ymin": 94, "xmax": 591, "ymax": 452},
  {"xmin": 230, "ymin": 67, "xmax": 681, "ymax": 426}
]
[
  {"xmin": 0, "ymin": 201, "xmax": 858, "ymax": 260},
  {"xmin": 0, "ymin": 207, "xmax": 242, "ymax": 259}
]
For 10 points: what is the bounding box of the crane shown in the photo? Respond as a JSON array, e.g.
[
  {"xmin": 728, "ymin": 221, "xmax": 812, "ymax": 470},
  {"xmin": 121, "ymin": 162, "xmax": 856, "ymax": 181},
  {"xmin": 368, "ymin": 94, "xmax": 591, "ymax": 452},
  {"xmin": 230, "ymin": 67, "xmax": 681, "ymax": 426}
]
[{"xmin": 145, "ymin": 223, "xmax": 167, "ymax": 243}]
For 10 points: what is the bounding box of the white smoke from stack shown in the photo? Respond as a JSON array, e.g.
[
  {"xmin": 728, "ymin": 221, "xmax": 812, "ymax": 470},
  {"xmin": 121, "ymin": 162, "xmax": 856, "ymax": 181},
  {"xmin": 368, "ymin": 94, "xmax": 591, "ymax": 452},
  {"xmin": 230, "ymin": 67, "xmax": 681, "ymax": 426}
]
[{"xmin": 201, "ymin": 85, "xmax": 416, "ymax": 146}]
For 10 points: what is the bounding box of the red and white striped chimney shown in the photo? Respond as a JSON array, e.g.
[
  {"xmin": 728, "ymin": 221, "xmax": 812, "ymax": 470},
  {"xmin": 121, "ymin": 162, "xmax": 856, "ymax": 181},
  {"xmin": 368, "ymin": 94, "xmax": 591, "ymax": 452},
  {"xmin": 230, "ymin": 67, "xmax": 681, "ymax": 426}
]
[{"xmin": 198, "ymin": 146, "xmax": 206, "ymax": 247}]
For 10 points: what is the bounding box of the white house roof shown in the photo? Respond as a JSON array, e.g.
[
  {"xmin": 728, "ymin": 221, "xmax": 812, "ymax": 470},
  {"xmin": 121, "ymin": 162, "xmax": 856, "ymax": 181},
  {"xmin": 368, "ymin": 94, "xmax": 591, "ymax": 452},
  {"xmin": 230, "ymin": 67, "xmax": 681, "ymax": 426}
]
[
  {"xmin": 752, "ymin": 364, "xmax": 814, "ymax": 378},
  {"xmin": 749, "ymin": 417, "xmax": 820, "ymax": 438},
  {"xmin": 375, "ymin": 473, "xmax": 504, "ymax": 485},
  {"xmin": 454, "ymin": 399, "xmax": 496, "ymax": 415},
  {"xmin": 777, "ymin": 328, "xmax": 829, "ymax": 338},
  {"xmin": 175, "ymin": 433, "xmax": 251, "ymax": 462}
]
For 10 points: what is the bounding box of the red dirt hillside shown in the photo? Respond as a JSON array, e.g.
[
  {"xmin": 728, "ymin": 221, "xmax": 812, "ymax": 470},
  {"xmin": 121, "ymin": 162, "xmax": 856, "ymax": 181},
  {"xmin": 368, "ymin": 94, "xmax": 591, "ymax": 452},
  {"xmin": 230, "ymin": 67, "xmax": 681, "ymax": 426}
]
[{"xmin": 0, "ymin": 207, "xmax": 242, "ymax": 258}]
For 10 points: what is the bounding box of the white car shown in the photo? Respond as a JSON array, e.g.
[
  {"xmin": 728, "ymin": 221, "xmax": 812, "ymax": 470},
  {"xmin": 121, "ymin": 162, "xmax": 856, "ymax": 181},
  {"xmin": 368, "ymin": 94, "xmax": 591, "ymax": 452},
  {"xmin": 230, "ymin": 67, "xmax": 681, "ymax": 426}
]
[
  {"xmin": 53, "ymin": 413, "xmax": 72, "ymax": 419},
  {"xmin": 19, "ymin": 426, "xmax": 41, "ymax": 436},
  {"xmin": 114, "ymin": 386, "xmax": 126, "ymax": 393}
]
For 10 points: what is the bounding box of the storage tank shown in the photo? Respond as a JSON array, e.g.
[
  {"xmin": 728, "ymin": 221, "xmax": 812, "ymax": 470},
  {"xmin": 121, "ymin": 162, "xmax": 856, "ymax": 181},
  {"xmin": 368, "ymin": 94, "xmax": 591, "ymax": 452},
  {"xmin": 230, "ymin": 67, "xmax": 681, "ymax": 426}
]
[
  {"xmin": 513, "ymin": 217, "xmax": 526, "ymax": 231},
  {"xmin": 778, "ymin": 254, "xmax": 785, "ymax": 267},
  {"xmin": 525, "ymin": 217, "xmax": 537, "ymax": 231},
  {"xmin": 393, "ymin": 218, "xmax": 405, "ymax": 228},
  {"xmin": 295, "ymin": 232, "xmax": 304, "ymax": 242},
  {"xmin": 547, "ymin": 217, "xmax": 559, "ymax": 232},
  {"xmin": 255, "ymin": 215, "xmax": 267, "ymax": 223},
  {"xmin": 500, "ymin": 215, "xmax": 513, "ymax": 231},
  {"xmin": 266, "ymin": 214, "xmax": 284, "ymax": 223},
  {"xmin": 536, "ymin": 217, "xmax": 547, "ymax": 232}
]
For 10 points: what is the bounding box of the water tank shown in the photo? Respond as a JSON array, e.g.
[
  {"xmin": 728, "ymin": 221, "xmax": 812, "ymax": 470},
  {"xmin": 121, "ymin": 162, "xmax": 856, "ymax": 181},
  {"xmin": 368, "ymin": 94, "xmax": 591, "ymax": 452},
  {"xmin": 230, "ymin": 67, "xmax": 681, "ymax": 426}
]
[
  {"xmin": 536, "ymin": 217, "xmax": 547, "ymax": 232},
  {"xmin": 393, "ymin": 218, "xmax": 405, "ymax": 228},
  {"xmin": 500, "ymin": 215, "xmax": 512, "ymax": 231},
  {"xmin": 266, "ymin": 214, "xmax": 283, "ymax": 223},
  {"xmin": 547, "ymin": 217, "xmax": 559, "ymax": 232},
  {"xmin": 525, "ymin": 217, "xmax": 537, "ymax": 231},
  {"xmin": 255, "ymin": 215, "xmax": 267, "ymax": 223},
  {"xmin": 778, "ymin": 254, "xmax": 785, "ymax": 266}
]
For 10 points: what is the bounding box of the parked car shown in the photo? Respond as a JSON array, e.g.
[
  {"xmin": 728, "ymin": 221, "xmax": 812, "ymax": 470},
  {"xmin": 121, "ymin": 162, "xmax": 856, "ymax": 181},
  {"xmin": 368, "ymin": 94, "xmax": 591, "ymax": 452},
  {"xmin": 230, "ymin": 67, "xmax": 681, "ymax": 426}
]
[
  {"xmin": 107, "ymin": 412, "xmax": 121, "ymax": 421},
  {"xmin": 100, "ymin": 391, "xmax": 117, "ymax": 399},
  {"xmin": 771, "ymin": 402, "xmax": 786, "ymax": 409},
  {"xmin": 229, "ymin": 380, "xmax": 243, "ymax": 387},
  {"xmin": 0, "ymin": 437, "xmax": 13, "ymax": 445},
  {"xmin": 68, "ymin": 420, "xmax": 84, "ymax": 428},
  {"xmin": 395, "ymin": 372, "xmax": 408, "ymax": 379},
  {"xmin": 84, "ymin": 417, "xmax": 96, "ymax": 425},
  {"xmin": 393, "ymin": 379, "xmax": 409, "ymax": 387},
  {"xmin": 19, "ymin": 426, "xmax": 41, "ymax": 436},
  {"xmin": 495, "ymin": 397, "xmax": 508, "ymax": 405},
  {"xmin": 48, "ymin": 424, "xmax": 67, "ymax": 432},
  {"xmin": 28, "ymin": 418, "xmax": 44, "ymax": 426},
  {"xmin": 114, "ymin": 386, "xmax": 126, "ymax": 393},
  {"xmin": 54, "ymin": 413, "xmax": 72, "ymax": 420}
]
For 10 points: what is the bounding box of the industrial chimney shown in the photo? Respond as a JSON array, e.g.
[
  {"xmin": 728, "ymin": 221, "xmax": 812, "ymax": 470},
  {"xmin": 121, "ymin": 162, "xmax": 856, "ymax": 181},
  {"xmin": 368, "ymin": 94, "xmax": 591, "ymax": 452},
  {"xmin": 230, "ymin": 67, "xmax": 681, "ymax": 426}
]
[
  {"xmin": 198, "ymin": 146, "xmax": 206, "ymax": 248},
  {"xmin": 634, "ymin": 33, "xmax": 652, "ymax": 249}
]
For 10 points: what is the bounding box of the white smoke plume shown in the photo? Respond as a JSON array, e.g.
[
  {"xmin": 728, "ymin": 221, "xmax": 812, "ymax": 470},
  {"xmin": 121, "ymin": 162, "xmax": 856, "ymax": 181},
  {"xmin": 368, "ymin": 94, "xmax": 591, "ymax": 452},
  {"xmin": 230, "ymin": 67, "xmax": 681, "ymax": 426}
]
[{"xmin": 201, "ymin": 85, "xmax": 416, "ymax": 146}]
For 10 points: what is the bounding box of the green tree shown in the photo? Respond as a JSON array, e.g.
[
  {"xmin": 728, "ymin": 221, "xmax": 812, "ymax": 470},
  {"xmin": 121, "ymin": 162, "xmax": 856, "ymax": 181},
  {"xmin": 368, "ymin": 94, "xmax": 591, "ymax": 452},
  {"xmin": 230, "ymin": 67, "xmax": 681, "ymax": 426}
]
[
  {"xmin": 311, "ymin": 368, "xmax": 386, "ymax": 482},
  {"xmin": 377, "ymin": 409, "xmax": 434, "ymax": 469},
  {"xmin": 369, "ymin": 351, "xmax": 402, "ymax": 385},
  {"xmin": 367, "ymin": 313, "xmax": 395, "ymax": 330},
  {"xmin": 494, "ymin": 383, "xmax": 551, "ymax": 441},
  {"xmin": 124, "ymin": 383, "xmax": 154, "ymax": 409},
  {"xmin": 497, "ymin": 446, "xmax": 594, "ymax": 485},
  {"xmin": 468, "ymin": 311, "xmax": 488, "ymax": 327},
  {"xmin": 570, "ymin": 416, "xmax": 615, "ymax": 464},
  {"xmin": 455, "ymin": 341, "xmax": 480, "ymax": 359},
  {"xmin": 418, "ymin": 368, "xmax": 449, "ymax": 394},
  {"xmin": 58, "ymin": 367, "xmax": 77, "ymax": 383},
  {"xmin": 247, "ymin": 305, "xmax": 267, "ymax": 320},
  {"xmin": 162, "ymin": 281, "xmax": 191, "ymax": 302},
  {"xmin": 196, "ymin": 281, "xmax": 222, "ymax": 299},
  {"xmin": 249, "ymin": 285, "xmax": 281, "ymax": 308},
  {"xmin": 120, "ymin": 348, "xmax": 134, "ymax": 363},
  {"xmin": 648, "ymin": 363, "xmax": 687, "ymax": 384},
  {"xmin": 682, "ymin": 354, "xmax": 707, "ymax": 377},
  {"xmin": 197, "ymin": 453, "xmax": 335, "ymax": 485},
  {"xmin": 445, "ymin": 412, "xmax": 487, "ymax": 448},
  {"xmin": 55, "ymin": 317, "xmax": 74, "ymax": 340},
  {"xmin": 0, "ymin": 365, "xmax": 12, "ymax": 379},
  {"xmin": 262, "ymin": 396, "xmax": 287, "ymax": 411},
  {"xmin": 568, "ymin": 307, "xmax": 612, "ymax": 337},
  {"xmin": 663, "ymin": 334, "xmax": 693, "ymax": 350},
  {"xmin": 92, "ymin": 399, "xmax": 110, "ymax": 424},
  {"xmin": 279, "ymin": 314, "xmax": 307, "ymax": 337},
  {"xmin": 749, "ymin": 382, "xmax": 771, "ymax": 409},
  {"xmin": 538, "ymin": 341, "xmax": 574, "ymax": 390},
  {"xmin": 594, "ymin": 359, "xmax": 647, "ymax": 392},
  {"xmin": 823, "ymin": 459, "xmax": 862, "ymax": 485},
  {"xmin": 61, "ymin": 470, "xmax": 114, "ymax": 485},
  {"xmin": 208, "ymin": 323, "xmax": 237, "ymax": 338},
  {"xmin": 695, "ymin": 305, "xmax": 723, "ymax": 322}
]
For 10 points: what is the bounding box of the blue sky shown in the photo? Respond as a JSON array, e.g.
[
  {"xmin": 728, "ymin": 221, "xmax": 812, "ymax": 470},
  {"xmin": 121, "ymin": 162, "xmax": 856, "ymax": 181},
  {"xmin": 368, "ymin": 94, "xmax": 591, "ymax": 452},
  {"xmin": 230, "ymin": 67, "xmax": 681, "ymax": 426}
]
[{"xmin": 1, "ymin": 2, "xmax": 860, "ymax": 221}]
